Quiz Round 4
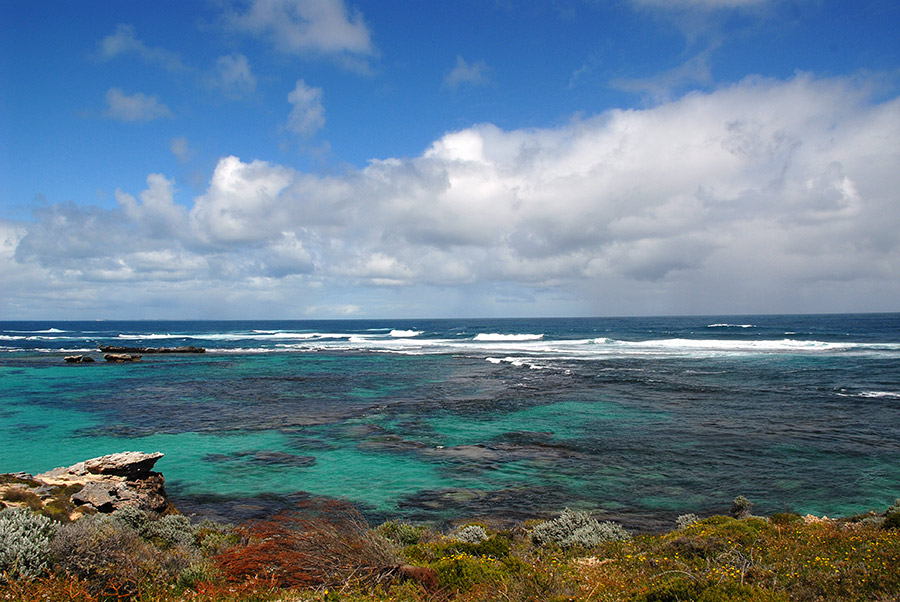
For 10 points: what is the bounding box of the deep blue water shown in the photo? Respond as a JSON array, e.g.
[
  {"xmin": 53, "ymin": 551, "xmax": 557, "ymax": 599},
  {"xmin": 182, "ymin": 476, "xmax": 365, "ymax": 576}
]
[{"xmin": 2, "ymin": 314, "xmax": 899, "ymax": 530}]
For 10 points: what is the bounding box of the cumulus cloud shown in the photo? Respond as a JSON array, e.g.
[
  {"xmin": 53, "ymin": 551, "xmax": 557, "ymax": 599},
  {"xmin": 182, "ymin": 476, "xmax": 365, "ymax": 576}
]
[
  {"xmin": 286, "ymin": 79, "xmax": 325, "ymax": 137},
  {"xmin": 104, "ymin": 88, "xmax": 173, "ymax": 122},
  {"xmin": 207, "ymin": 53, "xmax": 257, "ymax": 98},
  {"xmin": 444, "ymin": 56, "xmax": 491, "ymax": 89},
  {"xmin": 9, "ymin": 74, "xmax": 900, "ymax": 316},
  {"xmin": 97, "ymin": 24, "xmax": 187, "ymax": 72},
  {"xmin": 221, "ymin": 0, "xmax": 374, "ymax": 59}
]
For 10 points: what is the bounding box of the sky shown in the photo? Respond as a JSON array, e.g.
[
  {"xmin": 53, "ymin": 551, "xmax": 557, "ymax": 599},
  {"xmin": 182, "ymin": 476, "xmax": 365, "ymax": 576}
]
[{"xmin": 1, "ymin": 0, "xmax": 899, "ymax": 319}]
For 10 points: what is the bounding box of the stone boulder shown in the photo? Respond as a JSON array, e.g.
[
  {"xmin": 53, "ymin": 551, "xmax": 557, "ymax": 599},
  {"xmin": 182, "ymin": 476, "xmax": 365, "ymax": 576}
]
[
  {"xmin": 84, "ymin": 451, "xmax": 163, "ymax": 479},
  {"xmin": 104, "ymin": 353, "xmax": 141, "ymax": 362},
  {"xmin": 33, "ymin": 451, "xmax": 169, "ymax": 515}
]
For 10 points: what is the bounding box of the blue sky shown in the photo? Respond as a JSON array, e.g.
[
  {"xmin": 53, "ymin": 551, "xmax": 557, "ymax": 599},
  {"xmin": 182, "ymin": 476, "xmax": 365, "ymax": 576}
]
[{"xmin": 1, "ymin": 0, "xmax": 899, "ymax": 319}]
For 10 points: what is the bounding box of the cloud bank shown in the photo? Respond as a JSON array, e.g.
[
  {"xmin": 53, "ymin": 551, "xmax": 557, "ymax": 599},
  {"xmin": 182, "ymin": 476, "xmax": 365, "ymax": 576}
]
[{"xmin": 7, "ymin": 74, "xmax": 900, "ymax": 317}]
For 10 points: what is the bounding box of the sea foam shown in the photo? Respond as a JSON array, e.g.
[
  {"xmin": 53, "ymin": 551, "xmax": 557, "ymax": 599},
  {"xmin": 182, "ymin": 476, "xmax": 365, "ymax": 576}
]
[{"xmin": 474, "ymin": 333, "xmax": 544, "ymax": 341}]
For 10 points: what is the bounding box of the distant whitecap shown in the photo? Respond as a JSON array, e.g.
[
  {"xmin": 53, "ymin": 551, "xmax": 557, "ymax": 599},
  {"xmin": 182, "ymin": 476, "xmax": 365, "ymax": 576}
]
[
  {"xmin": 473, "ymin": 333, "xmax": 544, "ymax": 341},
  {"xmin": 390, "ymin": 329, "xmax": 423, "ymax": 337}
]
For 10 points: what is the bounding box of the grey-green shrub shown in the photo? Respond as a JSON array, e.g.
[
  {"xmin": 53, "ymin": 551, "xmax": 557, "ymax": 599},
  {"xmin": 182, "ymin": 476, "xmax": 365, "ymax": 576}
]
[
  {"xmin": 145, "ymin": 514, "xmax": 194, "ymax": 548},
  {"xmin": 531, "ymin": 508, "xmax": 630, "ymax": 548},
  {"xmin": 376, "ymin": 520, "xmax": 426, "ymax": 546},
  {"xmin": 452, "ymin": 524, "xmax": 488, "ymax": 544},
  {"xmin": 731, "ymin": 495, "xmax": 754, "ymax": 519},
  {"xmin": 676, "ymin": 513, "xmax": 700, "ymax": 529},
  {"xmin": 0, "ymin": 507, "xmax": 57, "ymax": 580},
  {"xmin": 109, "ymin": 504, "xmax": 151, "ymax": 533}
]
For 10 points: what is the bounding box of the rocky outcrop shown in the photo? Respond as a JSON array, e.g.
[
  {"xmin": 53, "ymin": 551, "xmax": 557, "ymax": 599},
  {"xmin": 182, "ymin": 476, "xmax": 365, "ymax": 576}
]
[
  {"xmin": 64, "ymin": 355, "xmax": 95, "ymax": 363},
  {"xmin": 99, "ymin": 345, "xmax": 206, "ymax": 354},
  {"xmin": 25, "ymin": 451, "xmax": 169, "ymax": 515},
  {"xmin": 104, "ymin": 353, "xmax": 142, "ymax": 362}
]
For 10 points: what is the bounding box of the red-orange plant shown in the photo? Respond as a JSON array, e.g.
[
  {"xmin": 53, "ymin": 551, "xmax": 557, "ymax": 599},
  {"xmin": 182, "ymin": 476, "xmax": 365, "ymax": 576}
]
[{"xmin": 215, "ymin": 499, "xmax": 397, "ymax": 590}]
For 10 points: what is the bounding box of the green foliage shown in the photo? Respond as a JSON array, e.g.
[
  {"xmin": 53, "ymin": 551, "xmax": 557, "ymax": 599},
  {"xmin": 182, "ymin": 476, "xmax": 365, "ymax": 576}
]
[
  {"xmin": 531, "ymin": 508, "xmax": 630, "ymax": 548},
  {"xmin": 769, "ymin": 512, "xmax": 802, "ymax": 525},
  {"xmin": 403, "ymin": 533, "xmax": 511, "ymax": 566},
  {"xmin": 177, "ymin": 560, "xmax": 224, "ymax": 589},
  {"xmin": 432, "ymin": 552, "xmax": 510, "ymax": 592},
  {"xmin": 0, "ymin": 487, "xmax": 42, "ymax": 511},
  {"xmin": 376, "ymin": 520, "xmax": 427, "ymax": 546},
  {"xmin": 632, "ymin": 579, "xmax": 790, "ymax": 602},
  {"xmin": 145, "ymin": 513, "xmax": 195, "ymax": 548},
  {"xmin": 882, "ymin": 511, "xmax": 900, "ymax": 530},
  {"xmin": 0, "ymin": 507, "xmax": 57, "ymax": 580},
  {"xmin": 731, "ymin": 495, "xmax": 754, "ymax": 519},
  {"xmin": 110, "ymin": 504, "xmax": 152, "ymax": 533}
]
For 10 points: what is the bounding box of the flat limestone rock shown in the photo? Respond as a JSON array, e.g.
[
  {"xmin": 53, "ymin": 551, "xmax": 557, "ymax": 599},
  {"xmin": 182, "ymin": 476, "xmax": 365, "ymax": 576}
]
[
  {"xmin": 84, "ymin": 451, "xmax": 164, "ymax": 479},
  {"xmin": 28, "ymin": 451, "xmax": 169, "ymax": 515},
  {"xmin": 70, "ymin": 474, "xmax": 168, "ymax": 513},
  {"xmin": 104, "ymin": 353, "xmax": 141, "ymax": 362}
]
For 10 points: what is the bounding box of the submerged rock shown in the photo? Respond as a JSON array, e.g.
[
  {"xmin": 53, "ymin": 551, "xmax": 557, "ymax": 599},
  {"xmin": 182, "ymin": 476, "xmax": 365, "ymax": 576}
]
[
  {"xmin": 104, "ymin": 353, "xmax": 142, "ymax": 362},
  {"xmin": 64, "ymin": 355, "xmax": 95, "ymax": 363},
  {"xmin": 99, "ymin": 345, "xmax": 206, "ymax": 354}
]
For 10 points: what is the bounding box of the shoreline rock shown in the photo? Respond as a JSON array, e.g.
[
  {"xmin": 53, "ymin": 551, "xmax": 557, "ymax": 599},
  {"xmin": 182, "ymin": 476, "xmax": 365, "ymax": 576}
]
[
  {"xmin": 104, "ymin": 353, "xmax": 142, "ymax": 362},
  {"xmin": 2, "ymin": 451, "xmax": 169, "ymax": 517},
  {"xmin": 64, "ymin": 355, "xmax": 95, "ymax": 363},
  {"xmin": 98, "ymin": 345, "xmax": 206, "ymax": 354}
]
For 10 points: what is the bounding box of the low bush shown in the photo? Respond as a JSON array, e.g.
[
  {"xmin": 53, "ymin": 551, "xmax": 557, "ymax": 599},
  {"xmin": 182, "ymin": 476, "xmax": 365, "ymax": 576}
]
[
  {"xmin": 731, "ymin": 495, "xmax": 754, "ymax": 519},
  {"xmin": 452, "ymin": 524, "xmax": 488, "ymax": 544},
  {"xmin": 531, "ymin": 508, "xmax": 630, "ymax": 548},
  {"xmin": 0, "ymin": 507, "xmax": 57, "ymax": 580},
  {"xmin": 676, "ymin": 513, "xmax": 699, "ymax": 529},
  {"xmin": 769, "ymin": 512, "xmax": 801, "ymax": 525},
  {"xmin": 216, "ymin": 499, "xmax": 398, "ymax": 589},
  {"xmin": 376, "ymin": 520, "xmax": 427, "ymax": 546}
]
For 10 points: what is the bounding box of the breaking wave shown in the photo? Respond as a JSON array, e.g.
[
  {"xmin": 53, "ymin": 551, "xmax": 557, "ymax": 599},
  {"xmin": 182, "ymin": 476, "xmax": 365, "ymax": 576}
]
[{"xmin": 474, "ymin": 333, "xmax": 544, "ymax": 341}]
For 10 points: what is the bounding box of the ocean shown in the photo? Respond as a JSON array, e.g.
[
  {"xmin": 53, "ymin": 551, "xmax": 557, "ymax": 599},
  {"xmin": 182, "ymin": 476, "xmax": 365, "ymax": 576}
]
[{"xmin": 2, "ymin": 314, "xmax": 899, "ymax": 531}]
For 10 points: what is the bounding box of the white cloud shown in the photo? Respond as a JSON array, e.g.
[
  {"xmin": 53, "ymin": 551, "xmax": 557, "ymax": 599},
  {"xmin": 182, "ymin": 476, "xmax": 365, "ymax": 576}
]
[
  {"xmin": 207, "ymin": 54, "xmax": 257, "ymax": 98},
  {"xmin": 97, "ymin": 24, "xmax": 187, "ymax": 72},
  {"xmin": 612, "ymin": 47, "xmax": 716, "ymax": 102},
  {"xmin": 222, "ymin": 0, "xmax": 374, "ymax": 59},
  {"xmin": 9, "ymin": 74, "xmax": 900, "ymax": 317},
  {"xmin": 286, "ymin": 79, "xmax": 325, "ymax": 137},
  {"xmin": 170, "ymin": 137, "xmax": 194, "ymax": 163},
  {"xmin": 444, "ymin": 56, "xmax": 491, "ymax": 89},
  {"xmin": 104, "ymin": 88, "xmax": 173, "ymax": 122}
]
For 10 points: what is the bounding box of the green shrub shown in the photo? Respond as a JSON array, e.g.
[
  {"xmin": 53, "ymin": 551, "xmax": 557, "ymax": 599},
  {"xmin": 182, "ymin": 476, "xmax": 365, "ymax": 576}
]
[
  {"xmin": 110, "ymin": 504, "xmax": 152, "ymax": 533},
  {"xmin": 145, "ymin": 513, "xmax": 194, "ymax": 548},
  {"xmin": 376, "ymin": 520, "xmax": 427, "ymax": 546},
  {"xmin": 769, "ymin": 512, "xmax": 802, "ymax": 525},
  {"xmin": 176, "ymin": 560, "xmax": 223, "ymax": 589},
  {"xmin": 0, "ymin": 507, "xmax": 57, "ymax": 580},
  {"xmin": 731, "ymin": 496, "xmax": 754, "ymax": 519},
  {"xmin": 882, "ymin": 512, "xmax": 900, "ymax": 530},
  {"xmin": 432, "ymin": 552, "xmax": 509, "ymax": 592},
  {"xmin": 531, "ymin": 508, "xmax": 630, "ymax": 548},
  {"xmin": 1, "ymin": 487, "xmax": 43, "ymax": 511}
]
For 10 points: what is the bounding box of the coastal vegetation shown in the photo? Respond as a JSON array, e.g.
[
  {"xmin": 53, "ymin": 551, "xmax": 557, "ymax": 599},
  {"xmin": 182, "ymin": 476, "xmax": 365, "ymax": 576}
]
[{"xmin": 2, "ymin": 495, "xmax": 900, "ymax": 602}]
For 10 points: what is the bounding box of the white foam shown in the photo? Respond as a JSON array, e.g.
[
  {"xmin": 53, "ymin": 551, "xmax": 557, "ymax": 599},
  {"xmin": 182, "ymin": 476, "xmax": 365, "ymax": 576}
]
[
  {"xmin": 390, "ymin": 329, "xmax": 422, "ymax": 338},
  {"xmin": 707, "ymin": 323, "xmax": 755, "ymax": 328},
  {"xmin": 117, "ymin": 333, "xmax": 182, "ymax": 340},
  {"xmin": 858, "ymin": 391, "xmax": 900, "ymax": 399},
  {"xmin": 474, "ymin": 333, "xmax": 544, "ymax": 341}
]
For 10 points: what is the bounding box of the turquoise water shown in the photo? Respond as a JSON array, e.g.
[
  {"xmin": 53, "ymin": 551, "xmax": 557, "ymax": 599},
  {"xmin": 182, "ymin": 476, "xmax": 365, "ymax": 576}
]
[{"xmin": 2, "ymin": 315, "xmax": 899, "ymax": 529}]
